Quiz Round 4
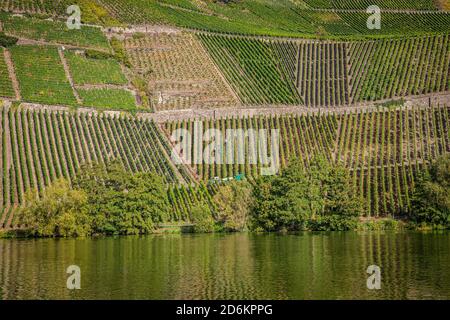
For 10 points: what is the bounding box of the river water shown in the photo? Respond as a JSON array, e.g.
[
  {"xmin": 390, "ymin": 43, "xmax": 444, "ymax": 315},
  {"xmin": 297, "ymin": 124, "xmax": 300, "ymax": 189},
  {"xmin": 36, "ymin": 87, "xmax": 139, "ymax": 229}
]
[{"xmin": 1, "ymin": 232, "xmax": 449, "ymax": 299}]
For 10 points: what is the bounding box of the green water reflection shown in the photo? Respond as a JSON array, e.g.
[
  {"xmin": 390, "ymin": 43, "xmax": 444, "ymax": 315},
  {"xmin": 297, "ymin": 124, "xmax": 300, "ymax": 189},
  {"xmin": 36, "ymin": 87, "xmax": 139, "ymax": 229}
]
[{"xmin": 1, "ymin": 232, "xmax": 449, "ymax": 299}]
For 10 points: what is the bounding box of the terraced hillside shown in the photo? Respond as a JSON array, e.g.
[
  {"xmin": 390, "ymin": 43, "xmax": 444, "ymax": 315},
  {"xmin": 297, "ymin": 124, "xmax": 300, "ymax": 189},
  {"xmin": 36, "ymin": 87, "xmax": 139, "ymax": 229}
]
[
  {"xmin": 96, "ymin": 0, "xmax": 450, "ymax": 37},
  {"xmin": 198, "ymin": 34, "xmax": 449, "ymax": 107},
  {"xmin": 0, "ymin": 10, "xmax": 447, "ymax": 110},
  {"xmin": 0, "ymin": 0, "xmax": 448, "ymax": 231},
  {"xmin": 0, "ymin": 104, "xmax": 199, "ymax": 227},
  {"xmin": 0, "ymin": 13, "xmax": 110, "ymax": 51},
  {"xmin": 124, "ymin": 32, "xmax": 237, "ymax": 111},
  {"xmin": 198, "ymin": 34, "xmax": 302, "ymax": 105},
  {"xmin": 303, "ymin": 0, "xmax": 439, "ymax": 10},
  {"xmin": 165, "ymin": 104, "xmax": 450, "ymax": 216},
  {"xmin": 272, "ymin": 40, "xmax": 350, "ymax": 107},
  {"xmin": 10, "ymin": 45, "xmax": 79, "ymax": 106},
  {"xmin": 0, "ymin": 13, "xmax": 142, "ymax": 110},
  {"xmin": 0, "ymin": 0, "xmax": 71, "ymax": 15},
  {"xmin": 348, "ymin": 35, "xmax": 450, "ymax": 102}
]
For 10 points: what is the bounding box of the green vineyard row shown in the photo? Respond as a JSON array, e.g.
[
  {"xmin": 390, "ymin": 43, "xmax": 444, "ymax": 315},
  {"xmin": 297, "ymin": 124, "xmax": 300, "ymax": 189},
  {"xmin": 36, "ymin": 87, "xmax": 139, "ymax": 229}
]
[
  {"xmin": 164, "ymin": 105, "xmax": 450, "ymax": 216},
  {"xmin": 0, "ymin": 106, "xmax": 197, "ymax": 228},
  {"xmin": 199, "ymin": 34, "xmax": 450, "ymax": 107}
]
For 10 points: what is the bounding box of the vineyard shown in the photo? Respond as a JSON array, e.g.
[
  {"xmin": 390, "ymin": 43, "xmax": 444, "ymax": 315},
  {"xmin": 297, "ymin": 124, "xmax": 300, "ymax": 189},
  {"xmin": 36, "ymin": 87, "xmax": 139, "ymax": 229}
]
[
  {"xmin": 0, "ymin": 0, "xmax": 71, "ymax": 15},
  {"xmin": 0, "ymin": 42, "xmax": 139, "ymax": 110},
  {"xmin": 0, "ymin": 13, "xmax": 111, "ymax": 51},
  {"xmin": 0, "ymin": 48, "xmax": 14, "ymax": 98},
  {"xmin": 124, "ymin": 32, "xmax": 237, "ymax": 111},
  {"xmin": 273, "ymin": 40, "xmax": 350, "ymax": 107},
  {"xmin": 65, "ymin": 50, "xmax": 128, "ymax": 86},
  {"xmin": 164, "ymin": 104, "xmax": 450, "ymax": 216},
  {"xmin": 0, "ymin": 1, "xmax": 448, "ymax": 38},
  {"xmin": 78, "ymin": 88, "xmax": 136, "ymax": 110},
  {"xmin": 10, "ymin": 45, "xmax": 78, "ymax": 106},
  {"xmin": 197, "ymin": 34, "xmax": 449, "ymax": 107},
  {"xmin": 167, "ymin": 182, "xmax": 218, "ymax": 222},
  {"xmin": 339, "ymin": 12, "xmax": 450, "ymax": 35},
  {"xmin": 302, "ymin": 0, "xmax": 438, "ymax": 10},
  {"xmin": 0, "ymin": 105, "xmax": 197, "ymax": 228},
  {"xmin": 198, "ymin": 34, "xmax": 302, "ymax": 105},
  {"xmin": 96, "ymin": 0, "xmax": 449, "ymax": 37},
  {"xmin": 0, "ymin": 0, "xmax": 448, "ymax": 231},
  {"xmin": 348, "ymin": 35, "xmax": 450, "ymax": 102}
]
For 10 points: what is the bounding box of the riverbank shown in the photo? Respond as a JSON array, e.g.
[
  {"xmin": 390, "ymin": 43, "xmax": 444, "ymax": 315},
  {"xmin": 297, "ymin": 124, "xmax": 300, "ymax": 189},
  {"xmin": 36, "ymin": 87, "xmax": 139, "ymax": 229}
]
[{"xmin": 2, "ymin": 217, "xmax": 447, "ymax": 239}]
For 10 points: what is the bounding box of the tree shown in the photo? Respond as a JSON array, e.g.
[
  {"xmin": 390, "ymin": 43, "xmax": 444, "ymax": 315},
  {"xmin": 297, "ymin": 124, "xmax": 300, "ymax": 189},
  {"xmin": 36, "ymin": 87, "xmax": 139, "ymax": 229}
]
[
  {"xmin": 213, "ymin": 181, "xmax": 253, "ymax": 231},
  {"xmin": 18, "ymin": 179, "xmax": 91, "ymax": 237},
  {"xmin": 251, "ymin": 155, "xmax": 363, "ymax": 231},
  {"xmin": 190, "ymin": 204, "xmax": 215, "ymax": 233},
  {"xmin": 411, "ymin": 155, "xmax": 450, "ymax": 227},
  {"xmin": 74, "ymin": 161, "xmax": 170, "ymax": 235}
]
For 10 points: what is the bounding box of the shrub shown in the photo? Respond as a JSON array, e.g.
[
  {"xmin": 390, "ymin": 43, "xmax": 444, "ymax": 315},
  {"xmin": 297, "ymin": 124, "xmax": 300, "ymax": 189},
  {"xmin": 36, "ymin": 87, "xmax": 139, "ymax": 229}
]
[
  {"xmin": 85, "ymin": 49, "xmax": 115, "ymax": 60},
  {"xmin": 213, "ymin": 181, "xmax": 253, "ymax": 231},
  {"xmin": 74, "ymin": 161, "xmax": 170, "ymax": 235},
  {"xmin": 110, "ymin": 37, "xmax": 131, "ymax": 68},
  {"xmin": 190, "ymin": 204, "xmax": 215, "ymax": 233},
  {"xmin": 410, "ymin": 155, "xmax": 450, "ymax": 228},
  {"xmin": 251, "ymin": 155, "xmax": 364, "ymax": 232},
  {"xmin": 18, "ymin": 179, "xmax": 91, "ymax": 237},
  {"xmin": 0, "ymin": 33, "xmax": 18, "ymax": 47},
  {"xmin": 308, "ymin": 215, "xmax": 358, "ymax": 231}
]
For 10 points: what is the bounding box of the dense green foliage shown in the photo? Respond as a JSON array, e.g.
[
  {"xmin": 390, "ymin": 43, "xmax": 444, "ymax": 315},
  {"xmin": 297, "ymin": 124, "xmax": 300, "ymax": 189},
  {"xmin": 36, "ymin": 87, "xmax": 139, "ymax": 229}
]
[
  {"xmin": 190, "ymin": 203, "xmax": 215, "ymax": 233},
  {"xmin": 0, "ymin": 33, "xmax": 18, "ymax": 47},
  {"xmin": 251, "ymin": 155, "xmax": 363, "ymax": 231},
  {"xmin": 17, "ymin": 161, "xmax": 171, "ymax": 237},
  {"xmin": 213, "ymin": 181, "xmax": 253, "ymax": 231},
  {"xmin": 73, "ymin": 161, "xmax": 170, "ymax": 235},
  {"xmin": 73, "ymin": 0, "xmax": 122, "ymax": 26},
  {"xmin": 410, "ymin": 155, "xmax": 450, "ymax": 228},
  {"xmin": 165, "ymin": 105, "xmax": 450, "ymax": 216},
  {"xmin": 0, "ymin": 107, "xmax": 187, "ymax": 229},
  {"xmin": 18, "ymin": 178, "xmax": 91, "ymax": 237},
  {"xmin": 110, "ymin": 37, "xmax": 132, "ymax": 68}
]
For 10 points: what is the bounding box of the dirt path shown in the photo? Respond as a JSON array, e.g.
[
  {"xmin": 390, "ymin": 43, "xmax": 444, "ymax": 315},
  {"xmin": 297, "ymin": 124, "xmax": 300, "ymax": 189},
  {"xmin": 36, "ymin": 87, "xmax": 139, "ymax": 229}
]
[
  {"xmin": 58, "ymin": 48, "xmax": 82, "ymax": 104},
  {"xmin": 140, "ymin": 91, "xmax": 450, "ymax": 123},
  {"xmin": 3, "ymin": 49, "xmax": 21, "ymax": 101},
  {"xmin": 16, "ymin": 38, "xmax": 110, "ymax": 53},
  {"xmin": 12, "ymin": 91, "xmax": 449, "ymax": 123}
]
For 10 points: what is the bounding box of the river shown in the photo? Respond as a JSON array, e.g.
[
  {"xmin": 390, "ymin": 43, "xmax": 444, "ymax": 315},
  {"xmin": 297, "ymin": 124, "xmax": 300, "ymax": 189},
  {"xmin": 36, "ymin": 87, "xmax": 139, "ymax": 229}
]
[{"xmin": 1, "ymin": 232, "xmax": 449, "ymax": 299}]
